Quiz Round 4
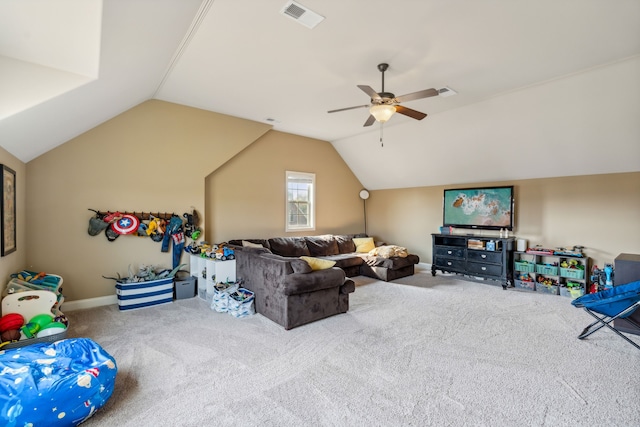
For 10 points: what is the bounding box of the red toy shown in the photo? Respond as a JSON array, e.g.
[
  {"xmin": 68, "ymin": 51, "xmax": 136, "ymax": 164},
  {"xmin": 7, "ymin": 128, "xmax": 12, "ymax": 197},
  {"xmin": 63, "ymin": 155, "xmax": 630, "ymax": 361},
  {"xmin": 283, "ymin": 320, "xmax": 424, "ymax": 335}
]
[{"xmin": 0, "ymin": 313, "xmax": 24, "ymax": 332}]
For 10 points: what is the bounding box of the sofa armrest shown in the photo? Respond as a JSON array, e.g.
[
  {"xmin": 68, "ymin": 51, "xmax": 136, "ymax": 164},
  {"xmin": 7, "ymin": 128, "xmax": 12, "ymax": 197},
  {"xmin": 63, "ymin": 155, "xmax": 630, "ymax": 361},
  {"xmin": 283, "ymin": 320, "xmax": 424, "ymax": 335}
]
[
  {"xmin": 340, "ymin": 279, "xmax": 355, "ymax": 294},
  {"xmin": 283, "ymin": 267, "xmax": 345, "ymax": 296}
]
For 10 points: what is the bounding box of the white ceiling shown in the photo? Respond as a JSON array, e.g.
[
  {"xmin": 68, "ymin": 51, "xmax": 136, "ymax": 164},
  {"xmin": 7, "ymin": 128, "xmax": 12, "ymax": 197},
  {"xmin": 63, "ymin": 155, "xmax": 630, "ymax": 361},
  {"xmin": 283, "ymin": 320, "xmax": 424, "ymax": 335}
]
[{"xmin": 1, "ymin": 0, "xmax": 639, "ymax": 189}]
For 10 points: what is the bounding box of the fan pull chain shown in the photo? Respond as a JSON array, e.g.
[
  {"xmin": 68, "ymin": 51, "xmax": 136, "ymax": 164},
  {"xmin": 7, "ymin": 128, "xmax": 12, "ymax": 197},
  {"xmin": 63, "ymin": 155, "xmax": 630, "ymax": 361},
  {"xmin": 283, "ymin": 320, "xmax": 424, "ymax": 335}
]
[{"xmin": 380, "ymin": 122, "xmax": 384, "ymax": 147}]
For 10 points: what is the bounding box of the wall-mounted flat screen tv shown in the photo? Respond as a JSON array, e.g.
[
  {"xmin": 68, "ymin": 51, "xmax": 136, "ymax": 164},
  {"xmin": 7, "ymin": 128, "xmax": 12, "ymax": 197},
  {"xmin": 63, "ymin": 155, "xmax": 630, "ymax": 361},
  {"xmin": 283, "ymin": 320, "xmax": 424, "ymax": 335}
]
[{"xmin": 443, "ymin": 185, "xmax": 514, "ymax": 231}]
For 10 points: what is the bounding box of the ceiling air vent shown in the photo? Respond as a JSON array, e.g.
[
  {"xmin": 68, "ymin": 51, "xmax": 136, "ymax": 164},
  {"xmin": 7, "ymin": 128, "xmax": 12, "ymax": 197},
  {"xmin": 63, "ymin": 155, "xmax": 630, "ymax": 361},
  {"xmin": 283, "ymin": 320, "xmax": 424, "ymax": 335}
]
[
  {"xmin": 280, "ymin": 1, "xmax": 325, "ymax": 29},
  {"xmin": 438, "ymin": 87, "xmax": 458, "ymax": 97}
]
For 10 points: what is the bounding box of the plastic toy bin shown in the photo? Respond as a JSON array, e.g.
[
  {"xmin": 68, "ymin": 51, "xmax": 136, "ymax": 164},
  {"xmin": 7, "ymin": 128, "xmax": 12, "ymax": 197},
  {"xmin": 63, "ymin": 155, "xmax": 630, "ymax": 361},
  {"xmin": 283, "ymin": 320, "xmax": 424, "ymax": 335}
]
[
  {"xmin": 1, "ymin": 290, "xmax": 69, "ymax": 349},
  {"xmin": 514, "ymin": 280, "xmax": 535, "ymax": 291},
  {"xmin": 536, "ymin": 283, "xmax": 559, "ymax": 295},
  {"xmin": 560, "ymin": 268, "xmax": 585, "ymax": 279},
  {"xmin": 535, "ymin": 264, "xmax": 558, "ymax": 275},
  {"xmin": 560, "ymin": 286, "xmax": 584, "ymax": 299},
  {"xmin": 174, "ymin": 276, "xmax": 196, "ymax": 300},
  {"xmin": 514, "ymin": 261, "xmax": 534, "ymax": 273}
]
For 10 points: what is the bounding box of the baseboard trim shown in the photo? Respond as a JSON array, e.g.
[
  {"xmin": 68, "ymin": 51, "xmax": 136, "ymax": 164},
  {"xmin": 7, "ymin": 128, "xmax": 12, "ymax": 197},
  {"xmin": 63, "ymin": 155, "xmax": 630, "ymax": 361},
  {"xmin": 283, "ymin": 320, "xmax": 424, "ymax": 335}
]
[
  {"xmin": 62, "ymin": 295, "xmax": 117, "ymax": 312},
  {"xmin": 418, "ymin": 262, "xmax": 432, "ymax": 269},
  {"xmin": 61, "ymin": 263, "xmax": 434, "ymax": 311}
]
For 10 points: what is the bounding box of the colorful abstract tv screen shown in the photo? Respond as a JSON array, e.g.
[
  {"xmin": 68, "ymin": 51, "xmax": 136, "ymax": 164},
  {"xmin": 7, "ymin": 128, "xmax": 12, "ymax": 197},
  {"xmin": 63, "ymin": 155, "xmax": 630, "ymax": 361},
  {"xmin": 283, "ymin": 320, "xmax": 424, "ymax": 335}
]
[{"xmin": 442, "ymin": 186, "xmax": 514, "ymax": 231}]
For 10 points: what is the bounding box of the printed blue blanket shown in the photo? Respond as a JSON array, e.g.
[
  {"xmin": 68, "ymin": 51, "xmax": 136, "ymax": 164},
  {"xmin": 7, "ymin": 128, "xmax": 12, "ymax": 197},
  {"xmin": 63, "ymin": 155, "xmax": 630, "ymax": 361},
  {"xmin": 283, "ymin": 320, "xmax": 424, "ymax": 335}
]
[{"xmin": 0, "ymin": 338, "xmax": 117, "ymax": 426}]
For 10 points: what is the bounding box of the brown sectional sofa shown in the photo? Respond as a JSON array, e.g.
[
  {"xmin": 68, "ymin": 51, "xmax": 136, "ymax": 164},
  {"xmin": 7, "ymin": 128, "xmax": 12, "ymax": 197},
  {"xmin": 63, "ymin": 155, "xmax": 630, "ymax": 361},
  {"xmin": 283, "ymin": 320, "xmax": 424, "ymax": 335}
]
[
  {"xmin": 228, "ymin": 234, "xmax": 419, "ymax": 329},
  {"xmin": 230, "ymin": 234, "xmax": 419, "ymax": 281}
]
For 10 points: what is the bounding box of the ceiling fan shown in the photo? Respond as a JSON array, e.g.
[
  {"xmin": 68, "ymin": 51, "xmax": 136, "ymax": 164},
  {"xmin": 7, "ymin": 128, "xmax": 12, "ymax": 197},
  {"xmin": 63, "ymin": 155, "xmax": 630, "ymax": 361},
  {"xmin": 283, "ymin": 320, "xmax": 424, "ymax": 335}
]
[{"xmin": 328, "ymin": 63, "xmax": 439, "ymax": 127}]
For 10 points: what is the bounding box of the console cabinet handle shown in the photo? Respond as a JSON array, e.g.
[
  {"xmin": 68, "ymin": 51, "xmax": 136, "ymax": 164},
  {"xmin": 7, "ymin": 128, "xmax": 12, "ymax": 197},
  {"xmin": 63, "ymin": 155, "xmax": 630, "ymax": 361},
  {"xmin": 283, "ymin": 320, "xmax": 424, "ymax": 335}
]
[
  {"xmin": 447, "ymin": 261, "xmax": 452, "ymax": 266},
  {"xmin": 481, "ymin": 254, "xmax": 487, "ymax": 259},
  {"xmin": 447, "ymin": 250, "xmax": 452, "ymax": 255},
  {"xmin": 481, "ymin": 266, "xmax": 487, "ymax": 271}
]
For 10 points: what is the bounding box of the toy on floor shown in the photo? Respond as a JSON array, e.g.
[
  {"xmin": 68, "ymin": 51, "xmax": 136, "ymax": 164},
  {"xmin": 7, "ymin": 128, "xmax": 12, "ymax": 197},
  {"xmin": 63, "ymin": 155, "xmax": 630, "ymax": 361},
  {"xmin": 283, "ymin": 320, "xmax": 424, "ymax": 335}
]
[
  {"xmin": 590, "ymin": 264, "xmax": 615, "ymax": 293},
  {"xmin": 1, "ymin": 290, "xmax": 68, "ymax": 349},
  {"xmin": 0, "ymin": 338, "xmax": 117, "ymax": 426}
]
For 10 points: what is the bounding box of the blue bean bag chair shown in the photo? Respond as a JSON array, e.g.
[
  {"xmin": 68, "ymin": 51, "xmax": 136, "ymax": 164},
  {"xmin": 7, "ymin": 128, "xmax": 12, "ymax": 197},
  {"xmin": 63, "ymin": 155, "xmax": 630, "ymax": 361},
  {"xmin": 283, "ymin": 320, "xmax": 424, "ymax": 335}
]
[{"xmin": 0, "ymin": 338, "xmax": 117, "ymax": 426}]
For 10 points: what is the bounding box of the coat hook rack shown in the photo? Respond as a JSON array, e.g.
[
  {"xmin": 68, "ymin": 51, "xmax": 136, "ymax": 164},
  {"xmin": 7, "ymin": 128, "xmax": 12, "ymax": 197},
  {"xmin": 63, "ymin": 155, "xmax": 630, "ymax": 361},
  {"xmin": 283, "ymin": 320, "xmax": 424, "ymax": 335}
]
[{"xmin": 91, "ymin": 210, "xmax": 176, "ymax": 221}]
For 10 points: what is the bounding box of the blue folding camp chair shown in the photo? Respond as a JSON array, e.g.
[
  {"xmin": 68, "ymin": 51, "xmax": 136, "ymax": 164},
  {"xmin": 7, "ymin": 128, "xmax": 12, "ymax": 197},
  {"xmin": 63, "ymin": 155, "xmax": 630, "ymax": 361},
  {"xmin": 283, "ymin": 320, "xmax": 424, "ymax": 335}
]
[{"xmin": 571, "ymin": 280, "xmax": 640, "ymax": 350}]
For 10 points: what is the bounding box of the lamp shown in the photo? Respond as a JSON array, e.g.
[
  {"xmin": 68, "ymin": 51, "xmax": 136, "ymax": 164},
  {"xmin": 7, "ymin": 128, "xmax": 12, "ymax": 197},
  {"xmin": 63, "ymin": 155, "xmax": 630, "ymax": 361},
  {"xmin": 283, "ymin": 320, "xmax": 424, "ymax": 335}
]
[
  {"xmin": 359, "ymin": 189, "xmax": 370, "ymax": 235},
  {"xmin": 369, "ymin": 104, "xmax": 396, "ymax": 123}
]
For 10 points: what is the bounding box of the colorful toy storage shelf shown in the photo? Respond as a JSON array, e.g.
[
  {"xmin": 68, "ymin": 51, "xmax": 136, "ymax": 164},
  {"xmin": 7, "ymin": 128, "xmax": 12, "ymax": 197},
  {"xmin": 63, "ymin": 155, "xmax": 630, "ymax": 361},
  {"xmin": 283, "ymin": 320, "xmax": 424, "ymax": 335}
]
[
  {"xmin": 190, "ymin": 255, "xmax": 237, "ymax": 304},
  {"xmin": 513, "ymin": 251, "xmax": 589, "ymax": 298}
]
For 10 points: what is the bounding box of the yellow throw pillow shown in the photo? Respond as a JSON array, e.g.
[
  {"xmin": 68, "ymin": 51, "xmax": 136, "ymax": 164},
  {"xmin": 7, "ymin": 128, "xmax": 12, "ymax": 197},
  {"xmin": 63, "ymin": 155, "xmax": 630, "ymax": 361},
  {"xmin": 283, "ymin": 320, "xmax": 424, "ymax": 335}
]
[
  {"xmin": 300, "ymin": 256, "xmax": 336, "ymax": 271},
  {"xmin": 353, "ymin": 237, "xmax": 375, "ymax": 253}
]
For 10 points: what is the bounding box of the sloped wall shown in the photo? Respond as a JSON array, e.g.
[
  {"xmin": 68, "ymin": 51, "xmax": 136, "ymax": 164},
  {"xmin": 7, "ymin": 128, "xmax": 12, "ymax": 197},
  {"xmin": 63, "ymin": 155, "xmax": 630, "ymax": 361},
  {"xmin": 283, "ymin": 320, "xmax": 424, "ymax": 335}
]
[
  {"xmin": 334, "ymin": 56, "xmax": 640, "ymax": 189},
  {"xmin": 207, "ymin": 131, "xmax": 364, "ymax": 242},
  {"xmin": 26, "ymin": 100, "xmax": 271, "ymax": 301}
]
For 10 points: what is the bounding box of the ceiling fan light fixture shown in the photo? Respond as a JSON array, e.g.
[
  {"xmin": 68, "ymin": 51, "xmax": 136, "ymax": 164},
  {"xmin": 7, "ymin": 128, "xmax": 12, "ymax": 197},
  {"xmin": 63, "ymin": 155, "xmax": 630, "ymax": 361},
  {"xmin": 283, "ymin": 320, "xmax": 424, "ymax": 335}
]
[{"xmin": 369, "ymin": 104, "xmax": 396, "ymax": 123}]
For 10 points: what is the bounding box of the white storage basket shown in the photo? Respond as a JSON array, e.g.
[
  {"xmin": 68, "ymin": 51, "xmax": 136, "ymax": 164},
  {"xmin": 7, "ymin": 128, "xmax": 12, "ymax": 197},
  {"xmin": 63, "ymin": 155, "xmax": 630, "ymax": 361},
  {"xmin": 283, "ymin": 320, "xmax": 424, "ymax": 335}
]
[{"xmin": 210, "ymin": 281, "xmax": 240, "ymax": 312}]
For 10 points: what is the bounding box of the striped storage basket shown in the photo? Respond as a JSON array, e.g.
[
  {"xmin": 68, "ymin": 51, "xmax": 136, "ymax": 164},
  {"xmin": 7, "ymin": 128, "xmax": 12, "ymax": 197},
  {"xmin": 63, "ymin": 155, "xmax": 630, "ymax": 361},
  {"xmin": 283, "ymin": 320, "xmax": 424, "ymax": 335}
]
[{"xmin": 116, "ymin": 277, "xmax": 174, "ymax": 311}]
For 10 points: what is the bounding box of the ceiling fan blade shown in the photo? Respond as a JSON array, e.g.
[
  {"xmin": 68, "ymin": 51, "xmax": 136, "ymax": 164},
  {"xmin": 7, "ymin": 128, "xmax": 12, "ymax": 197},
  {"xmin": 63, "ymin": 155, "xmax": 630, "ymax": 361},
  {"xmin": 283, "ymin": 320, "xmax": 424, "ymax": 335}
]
[
  {"xmin": 363, "ymin": 115, "xmax": 376, "ymax": 127},
  {"xmin": 394, "ymin": 88, "xmax": 439, "ymax": 103},
  {"xmin": 358, "ymin": 85, "xmax": 382, "ymax": 101},
  {"xmin": 328, "ymin": 104, "xmax": 370, "ymax": 113},
  {"xmin": 395, "ymin": 105, "xmax": 427, "ymax": 120}
]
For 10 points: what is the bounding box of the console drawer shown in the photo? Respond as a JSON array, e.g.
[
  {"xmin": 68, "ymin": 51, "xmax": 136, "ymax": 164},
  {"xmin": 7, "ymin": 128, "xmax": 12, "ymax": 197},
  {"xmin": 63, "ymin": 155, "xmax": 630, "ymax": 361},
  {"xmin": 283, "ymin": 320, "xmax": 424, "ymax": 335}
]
[
  {"xmin": 467, "ymin": 250, "xmax": 502, "ymax": 264},
  {"xmin": 435, "ymin": 246, "xmax": 465, "ymax": 259},
  {"xmin": 434, "ymin": 257, "xmax": 465, "ymax": 271},
  {"xmin": 467, "ymin": 261, "xmax": 503, "ymax": 277}
]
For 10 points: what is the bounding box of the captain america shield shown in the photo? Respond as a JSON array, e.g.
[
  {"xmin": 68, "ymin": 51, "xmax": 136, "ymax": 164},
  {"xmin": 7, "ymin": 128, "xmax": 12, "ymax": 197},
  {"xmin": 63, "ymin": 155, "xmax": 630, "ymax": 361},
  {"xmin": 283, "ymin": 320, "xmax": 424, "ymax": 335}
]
[{"xmin": 111, "ymin": 214, "xmax": 140, "ymax": 235}]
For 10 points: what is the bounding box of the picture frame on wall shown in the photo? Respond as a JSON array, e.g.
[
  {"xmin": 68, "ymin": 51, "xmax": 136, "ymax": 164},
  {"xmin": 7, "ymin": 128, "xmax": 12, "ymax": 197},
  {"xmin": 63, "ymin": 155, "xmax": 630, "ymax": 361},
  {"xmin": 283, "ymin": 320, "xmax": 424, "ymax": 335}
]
[{"xmin": 1, "ymin": 165, "xmax": 16, "ymax": 256}]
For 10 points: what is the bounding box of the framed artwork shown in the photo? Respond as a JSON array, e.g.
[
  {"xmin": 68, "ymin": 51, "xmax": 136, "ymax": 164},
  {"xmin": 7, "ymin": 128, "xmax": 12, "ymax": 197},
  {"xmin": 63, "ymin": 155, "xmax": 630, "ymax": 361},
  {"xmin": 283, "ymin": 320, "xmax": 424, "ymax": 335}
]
[{"xmin": 1, "ymin": 165, "xmax": 16, "ymax": 256}]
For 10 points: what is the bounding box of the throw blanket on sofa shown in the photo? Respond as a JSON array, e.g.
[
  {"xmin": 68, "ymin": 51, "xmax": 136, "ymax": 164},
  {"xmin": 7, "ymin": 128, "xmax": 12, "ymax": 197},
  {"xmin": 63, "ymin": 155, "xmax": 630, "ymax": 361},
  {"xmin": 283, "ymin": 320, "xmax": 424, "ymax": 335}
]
[
  {"xmin": 368, "ymin": 245, "xmax": 408, "ymax": 258},
  {"xmin": 0, "ymin": 338, "xmax": 117, "ymax": 426}
]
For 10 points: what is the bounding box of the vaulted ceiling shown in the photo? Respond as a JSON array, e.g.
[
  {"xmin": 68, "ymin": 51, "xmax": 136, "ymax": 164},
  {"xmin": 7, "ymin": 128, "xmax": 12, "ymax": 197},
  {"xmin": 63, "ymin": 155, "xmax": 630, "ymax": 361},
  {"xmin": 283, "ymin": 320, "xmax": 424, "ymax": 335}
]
[{"xmin": 1, "ymin": 0, "xmax": 639, "ymax": 189}]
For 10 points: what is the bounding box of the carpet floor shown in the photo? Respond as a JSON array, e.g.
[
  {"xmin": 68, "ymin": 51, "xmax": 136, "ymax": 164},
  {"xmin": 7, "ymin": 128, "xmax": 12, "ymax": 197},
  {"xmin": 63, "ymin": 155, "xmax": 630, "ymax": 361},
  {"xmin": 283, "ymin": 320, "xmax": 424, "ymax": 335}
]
[{"xmin": 66, "ymin": 265, "xmax": 640, "ymax": 426}]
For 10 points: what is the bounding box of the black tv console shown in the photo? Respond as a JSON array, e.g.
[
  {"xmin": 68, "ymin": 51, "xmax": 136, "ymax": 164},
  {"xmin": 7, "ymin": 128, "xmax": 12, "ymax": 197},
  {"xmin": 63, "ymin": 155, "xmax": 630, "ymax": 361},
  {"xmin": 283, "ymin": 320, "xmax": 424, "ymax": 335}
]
[{"xmin": 431, "ymin": 234, "xmax": 515, "ymax": 289}]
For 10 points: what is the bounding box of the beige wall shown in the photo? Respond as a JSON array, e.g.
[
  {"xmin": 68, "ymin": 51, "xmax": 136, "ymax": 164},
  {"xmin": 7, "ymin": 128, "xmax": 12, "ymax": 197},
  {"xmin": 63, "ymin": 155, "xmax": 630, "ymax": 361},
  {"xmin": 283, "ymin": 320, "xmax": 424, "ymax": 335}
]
[
  {"xmin": 366, "ymin": 172, "xmax": 640, "ymax": 268},
  {"xmin": 17, "ymin": 98, "xmax": 640, "ymax": 304},
  {"xmin": 26, "ymin": 100, "xmax": 271, "ymax": 301},
  {"xmin": 0, "ymin": 148, "xmax": 27, "ymax": 296},
  {"xmin": 207, "ymin": 131, "xmax": 364, "ymax": 242}
]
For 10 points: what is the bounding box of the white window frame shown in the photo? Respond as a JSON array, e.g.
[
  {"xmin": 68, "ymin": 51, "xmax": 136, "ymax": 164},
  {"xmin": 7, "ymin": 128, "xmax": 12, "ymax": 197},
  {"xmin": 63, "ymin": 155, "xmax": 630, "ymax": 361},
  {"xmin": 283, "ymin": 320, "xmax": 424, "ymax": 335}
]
[{"xmin": 286, "ymin": 171, "xmax": 315, "ymax": 232}]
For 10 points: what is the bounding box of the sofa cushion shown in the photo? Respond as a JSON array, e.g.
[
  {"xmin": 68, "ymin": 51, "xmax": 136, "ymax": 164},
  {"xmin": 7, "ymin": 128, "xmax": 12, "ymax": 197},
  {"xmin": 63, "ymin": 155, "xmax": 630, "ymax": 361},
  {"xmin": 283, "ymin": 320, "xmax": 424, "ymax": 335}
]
[
  {"xmin": 334, "ymin": 234, "xmax": 356, "ymax": 254},
  {"xmin": 300, "ymin": 256, "xmax": 337, "ymax": 271},
  {"xmin": 236, "ymin": 246, "xmax": 271, "ymax": 256},
  {"xmin": 361, "ymin": 253, "xmax": 420, "ymax": 270},
  {"xmin": 353, "ymin": 237, "xmax": 375, "ymax": 253},
  {"xmin": 305, "ymin": 235, "xmax": 339, "ymax": 256},
  {"xmin": 319, "ymin": 253, "xmax": 364, "ymax": 270},
  {"xmin": 268, "ymin": 237, "xmax": 311, "ymax": 257},
  {"xmin": 228, "ymin": 239, "xmax": 270, "ymax": 250}
]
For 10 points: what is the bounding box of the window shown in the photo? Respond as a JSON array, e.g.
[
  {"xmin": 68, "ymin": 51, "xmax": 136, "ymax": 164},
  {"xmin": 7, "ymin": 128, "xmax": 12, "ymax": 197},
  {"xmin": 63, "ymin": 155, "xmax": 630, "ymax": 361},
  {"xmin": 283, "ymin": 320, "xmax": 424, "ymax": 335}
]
[{"xmin": 286, "ymin": 171, "xmax": 315, "ymax": 231}]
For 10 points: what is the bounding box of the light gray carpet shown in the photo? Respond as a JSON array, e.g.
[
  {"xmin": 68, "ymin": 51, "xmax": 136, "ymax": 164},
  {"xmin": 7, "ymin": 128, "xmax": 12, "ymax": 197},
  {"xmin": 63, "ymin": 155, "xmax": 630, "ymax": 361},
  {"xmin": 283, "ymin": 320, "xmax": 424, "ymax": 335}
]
[{"xmin": 66, "ymin": 265, "xmax": 640, "ymax": 426}]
